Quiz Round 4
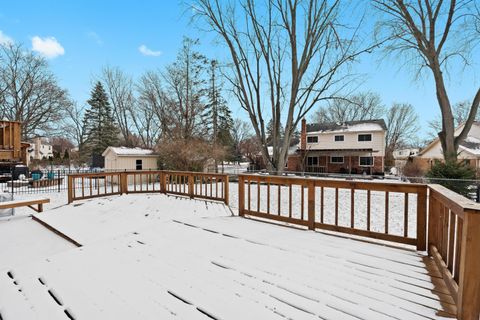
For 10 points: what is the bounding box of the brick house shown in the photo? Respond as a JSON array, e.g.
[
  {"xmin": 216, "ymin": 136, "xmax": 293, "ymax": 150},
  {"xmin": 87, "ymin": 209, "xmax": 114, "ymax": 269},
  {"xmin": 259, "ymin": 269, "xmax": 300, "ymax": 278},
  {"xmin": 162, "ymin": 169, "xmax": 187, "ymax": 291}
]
[{"xmin": 288, "ymin": 119, "xmax": 387, "ymax": 174}]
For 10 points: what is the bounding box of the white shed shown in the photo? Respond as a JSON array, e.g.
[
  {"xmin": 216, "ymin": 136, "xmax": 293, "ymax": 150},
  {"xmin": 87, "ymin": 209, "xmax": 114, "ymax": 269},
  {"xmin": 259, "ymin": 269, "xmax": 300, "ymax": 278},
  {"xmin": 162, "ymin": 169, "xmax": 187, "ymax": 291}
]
[{"xmin": 102, "ymin": 147, "xmax": 159, "ymax": 171}]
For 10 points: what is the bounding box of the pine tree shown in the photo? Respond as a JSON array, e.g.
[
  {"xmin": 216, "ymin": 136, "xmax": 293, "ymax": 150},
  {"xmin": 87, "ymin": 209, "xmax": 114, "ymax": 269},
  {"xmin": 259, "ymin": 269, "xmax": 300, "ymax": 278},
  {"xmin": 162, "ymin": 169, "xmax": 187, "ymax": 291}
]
[
  {"xmin": 83, "ymin": 82, "xmax": 119, "ymax": 161},
  {"xmin": 266, "ymin": 119, "xmax": 284, "ymax": 146},
  {"xmin": 203, "ymin": 60, "xmax": 233, "ymax": 145}
]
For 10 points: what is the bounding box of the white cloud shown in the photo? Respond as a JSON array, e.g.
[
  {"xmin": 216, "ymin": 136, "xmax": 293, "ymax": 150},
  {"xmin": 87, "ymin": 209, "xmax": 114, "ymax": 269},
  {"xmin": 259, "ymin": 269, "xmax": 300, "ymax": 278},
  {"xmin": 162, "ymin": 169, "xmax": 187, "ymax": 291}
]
[
  {"xmin": 87, "ymin": 31, "xmax": 103, "ymax": 45},
  {"xmin": 31, "ymin": 36, "xmax": 65, "ymax": 58},
  {"xmin": 138, "ymin": 44, "xmax": 162, "ymax": 57},
  {"xmin": 0, "ymin": 30, "xmax": 13, "ymax": 46}
]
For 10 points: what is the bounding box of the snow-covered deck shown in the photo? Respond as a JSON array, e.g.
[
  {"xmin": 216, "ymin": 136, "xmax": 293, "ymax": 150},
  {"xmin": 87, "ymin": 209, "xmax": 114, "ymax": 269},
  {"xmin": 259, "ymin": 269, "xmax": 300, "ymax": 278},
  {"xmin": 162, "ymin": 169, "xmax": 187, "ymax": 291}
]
[{"xmin": 0, "ymin": 194, "xmax": 455, "ymax": 319}]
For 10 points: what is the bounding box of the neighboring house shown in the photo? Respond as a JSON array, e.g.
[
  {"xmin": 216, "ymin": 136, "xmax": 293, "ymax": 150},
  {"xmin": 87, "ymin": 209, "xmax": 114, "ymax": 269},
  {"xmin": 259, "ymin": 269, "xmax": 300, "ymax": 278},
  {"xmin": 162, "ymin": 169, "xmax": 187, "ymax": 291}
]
[
  {"xmin": 415, "ymin": 121, "xmax": 480, "ymax": 172},
  {"xmin": 102, "ymin": 147, "xmax": 159, "ymax": 171},
  {"xmin": 288, "ymin": 119, "xmax": 387, "ymax": 174},
  {"xmin": 251, "ymin": 146, "xmax": 298, "ymax": 171},
  {"xmin": 393, "ymin": 148, "xmax": 420, "ymax": 175},
  {"xmin": 29, "ymin": 137, "xmax": 54, "ymax": 160}
]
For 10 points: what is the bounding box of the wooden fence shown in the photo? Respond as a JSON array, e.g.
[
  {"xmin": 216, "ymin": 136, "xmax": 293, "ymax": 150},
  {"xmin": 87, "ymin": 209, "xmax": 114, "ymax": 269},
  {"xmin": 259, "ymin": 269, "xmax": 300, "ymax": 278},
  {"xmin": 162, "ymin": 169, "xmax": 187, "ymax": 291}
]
[
  {"xmin": 67, "ymin": 170, "xmax": 229, "ymax": 205},
  {"xmin": 238, "ymin": 174, "xmax": 480, "ymax": 320}
]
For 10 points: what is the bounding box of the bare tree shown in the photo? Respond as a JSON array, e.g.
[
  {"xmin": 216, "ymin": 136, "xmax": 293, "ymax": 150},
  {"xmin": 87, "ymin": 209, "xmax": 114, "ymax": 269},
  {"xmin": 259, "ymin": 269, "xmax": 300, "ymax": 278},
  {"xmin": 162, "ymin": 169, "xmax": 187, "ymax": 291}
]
[
  {"xmin": 162, "ymin": 37, "xmax": 207, "ymax": 140},
  {"xmin": 101, "ymin": 66, "xmax": 136, "ymax": 146},
  {"xmin": 0, "ymin": 43, "xmax": 71, "ymax": 139},
  {"xmin": 62, "ymin": 102, "xmax": 86, "ymax": 147},
  {"xmin": 374, "ymin": 0, "xmax": 480, "ymax": 162},
  {"xmin": 312, "ymin": 92, "xmax": 385, "ymax": 123},
  {"xmin": 384, "ymin": 103, "xmax": 419, "ymax": 165},
  {"xmin": 231, "ymin": 118, "xmax": 252, "ymax": 162},
  {"xmin": 193, "ymin": 0, "xmax": 377, "ymax": 173}
]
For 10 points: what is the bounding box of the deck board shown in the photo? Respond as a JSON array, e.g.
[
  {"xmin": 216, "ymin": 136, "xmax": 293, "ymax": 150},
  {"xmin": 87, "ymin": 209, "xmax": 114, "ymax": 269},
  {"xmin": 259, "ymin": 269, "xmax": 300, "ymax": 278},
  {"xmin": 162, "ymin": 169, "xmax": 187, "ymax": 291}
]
[{"xmin": 0, "ymin": 194, "xmax": 456, "ymax": 319}]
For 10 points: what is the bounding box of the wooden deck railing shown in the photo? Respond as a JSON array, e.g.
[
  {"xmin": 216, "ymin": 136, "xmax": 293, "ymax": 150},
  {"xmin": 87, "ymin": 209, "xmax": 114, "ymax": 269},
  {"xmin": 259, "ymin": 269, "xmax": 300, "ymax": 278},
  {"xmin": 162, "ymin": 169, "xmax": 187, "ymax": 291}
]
[
  {"xmin": 67, "ymin": 170, "xmax": 229, "ymax": 205},
  {"xmin": 238, "ymin": 174, "xmax": 427, "ymax": 249},
  {"xmin": 428, "ymin": 184, "xmax": 480, "ymax": 320},
  {"xmin": 238, "ymin": 174, "xmax": 480, "ymax": 320}
]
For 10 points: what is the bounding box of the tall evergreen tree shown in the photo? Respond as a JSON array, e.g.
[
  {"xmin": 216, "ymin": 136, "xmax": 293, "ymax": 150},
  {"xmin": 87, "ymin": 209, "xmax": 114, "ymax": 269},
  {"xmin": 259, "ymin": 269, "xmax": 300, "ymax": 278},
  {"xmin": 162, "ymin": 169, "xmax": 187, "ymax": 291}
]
[
  {"xmin": 82, "ymin": 82, "xmax": 119, "ymax": 160},
  {"xmin": 203, "ymin": 60, "xmax": 233, "ymax": 145}
]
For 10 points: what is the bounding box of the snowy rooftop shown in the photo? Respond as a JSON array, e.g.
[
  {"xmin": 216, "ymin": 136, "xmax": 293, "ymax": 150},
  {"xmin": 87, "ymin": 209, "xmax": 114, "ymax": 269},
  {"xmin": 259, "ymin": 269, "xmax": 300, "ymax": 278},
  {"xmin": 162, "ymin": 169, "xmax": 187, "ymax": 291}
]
[
  {"xmin": 102, "ymin": 146, "xmax": 156, "ymax": 157},
  {"xmin": 0, "ymin": 193, "xmax": 455, "ymax": 319},
  {"xmin": 306, "ymin": 119, "xmax": 386, "ymax": 134}
]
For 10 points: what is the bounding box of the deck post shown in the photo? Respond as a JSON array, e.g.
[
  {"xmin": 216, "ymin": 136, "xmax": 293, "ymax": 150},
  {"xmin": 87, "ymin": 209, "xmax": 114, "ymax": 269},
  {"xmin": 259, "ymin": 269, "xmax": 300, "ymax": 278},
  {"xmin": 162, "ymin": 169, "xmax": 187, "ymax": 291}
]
[
  {"xmin": 188, "ymin": 173, "xmax": 194, "ymax": 198},
  {"xmin": 67, "ymin": 175, "xmax": 73, "ymax": 204},
  {"xmin": 238, "ymin": 175, "xmax": 245, "ymax": 217},
  {"xmin": 428, "ymin": 190, "xmax": 439, "ymax": 256},
  {"xmin": 120, "ymin": 172, "xmax": 128, "ymax": 195},
  {"xmin": 160, "ymin": 172, "xmax": 166, "ymax": 194},
  {"xmin": 416, "ymin": 186, "xmax": 427, "ymax": 251},
  {"xmin": 457, "ymin": 209, "xmax": 480, "ymax": 320},
  {"xmin": 224, "ymin": 175, "xmax": 229, "ymax": 206},
  {"xmin": 307, "ymin": 180, "xmax": 315, "ymax": 230}
]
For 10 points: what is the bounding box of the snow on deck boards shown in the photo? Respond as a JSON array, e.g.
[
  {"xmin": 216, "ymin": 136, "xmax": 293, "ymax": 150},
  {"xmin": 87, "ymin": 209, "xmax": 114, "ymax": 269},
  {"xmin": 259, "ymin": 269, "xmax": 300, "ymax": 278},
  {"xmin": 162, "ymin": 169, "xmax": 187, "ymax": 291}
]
[{"xmin": 1, "ymin": 194, "xmax": 455, "ymax": 319}]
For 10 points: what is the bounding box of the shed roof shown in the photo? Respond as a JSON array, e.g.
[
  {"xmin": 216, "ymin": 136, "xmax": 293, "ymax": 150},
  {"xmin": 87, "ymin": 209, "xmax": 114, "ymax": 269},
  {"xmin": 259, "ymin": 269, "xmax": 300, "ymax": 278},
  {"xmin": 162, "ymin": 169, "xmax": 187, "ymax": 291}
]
[{"xmin": 102, "ymin": 147, "xmax": 157, "ymax": 157}]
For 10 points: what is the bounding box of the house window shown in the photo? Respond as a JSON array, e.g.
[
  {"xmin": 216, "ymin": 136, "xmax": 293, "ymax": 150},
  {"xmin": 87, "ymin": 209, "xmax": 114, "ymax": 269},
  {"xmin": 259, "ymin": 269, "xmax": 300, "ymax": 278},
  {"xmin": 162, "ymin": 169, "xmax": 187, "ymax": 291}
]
[
  {"xmin": 307, "ymin": 136, "xmax": 318, "ymax": 143},
  {"xmin": 136, "ymin": 159, "xmax": 143, "ymax": 170},
  {"xmin": 330, "ymin": 156, "xmax": 344, "ymax": 164},
  {"xmin": 359, "ymin": 156, "xmax": 373, "ymax": 166},
  {"xmin": 307, "ymin": 156, "xmax": 318, "ymax": 166},
  {"xmin": 358, "ymin": 134, "xmax": 372, "ymax": 141},
  {"xmin": 334, "ymin": 135, "xmax": 344, "ymax": 142}
]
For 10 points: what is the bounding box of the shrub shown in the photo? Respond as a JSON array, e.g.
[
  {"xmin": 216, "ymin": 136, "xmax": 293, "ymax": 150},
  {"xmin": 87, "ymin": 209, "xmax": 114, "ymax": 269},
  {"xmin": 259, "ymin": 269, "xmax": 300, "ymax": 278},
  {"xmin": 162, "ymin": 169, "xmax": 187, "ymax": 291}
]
[{"xmin": 426, "ymin": 160, "xmax": 476, "ymax": 197}]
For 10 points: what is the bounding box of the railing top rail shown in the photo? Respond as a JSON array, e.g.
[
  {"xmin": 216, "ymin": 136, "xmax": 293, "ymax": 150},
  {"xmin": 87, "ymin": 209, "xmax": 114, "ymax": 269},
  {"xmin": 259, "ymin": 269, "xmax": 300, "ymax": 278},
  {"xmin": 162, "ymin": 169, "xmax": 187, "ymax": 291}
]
[
  {"xmin": 428, "ymin": 184, "xmax": 480, "ymax": 214},
  {"xmin": 67, "ymin": 170, "xmax": 228, "ymax": 178},
  {"xmin": 239, "ymin": 173, "xmax": 427, "ymax": 193}
]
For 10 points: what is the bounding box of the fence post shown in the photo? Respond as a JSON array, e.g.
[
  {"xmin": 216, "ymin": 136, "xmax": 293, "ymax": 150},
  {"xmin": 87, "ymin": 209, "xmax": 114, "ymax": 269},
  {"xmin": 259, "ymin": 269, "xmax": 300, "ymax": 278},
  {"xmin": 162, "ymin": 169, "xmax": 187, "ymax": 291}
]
[
  {"xmin": 224, "ymin": 175, "xmax": 229, "ymax": 206},
  {"xmin": 307, "ymin": 180, "xmax": 315, "ymax": 230},
  {"xmin": 457, "ymin": 209, "xmax": 480, "ymax": 320},
  {"xmin": 188, "ymin": 173, "xmax": 194, "ymax": 199},
  {"xmin": 238, "ymin": 175, "xmax": 245, "ymax": 217},
  {"xmin": 416, "ymin": 186, "xmax": 427, "ymax": 251}
]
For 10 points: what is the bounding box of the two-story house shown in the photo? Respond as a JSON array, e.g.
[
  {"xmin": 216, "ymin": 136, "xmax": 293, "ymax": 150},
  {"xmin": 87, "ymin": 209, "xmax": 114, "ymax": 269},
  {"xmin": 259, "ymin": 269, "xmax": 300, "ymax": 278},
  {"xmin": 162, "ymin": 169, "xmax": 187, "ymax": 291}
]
[{"xmin": 288, "ymin": 119, "xmax": 387, "ymax": 174}]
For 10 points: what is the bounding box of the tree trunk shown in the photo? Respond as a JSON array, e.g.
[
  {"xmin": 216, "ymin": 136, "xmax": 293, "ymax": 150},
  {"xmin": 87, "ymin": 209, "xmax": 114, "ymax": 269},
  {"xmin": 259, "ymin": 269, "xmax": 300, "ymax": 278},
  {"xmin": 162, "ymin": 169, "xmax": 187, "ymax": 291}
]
[{"xmin": 431, "ymin": 59, "xmax": 456, "ymax": 162}]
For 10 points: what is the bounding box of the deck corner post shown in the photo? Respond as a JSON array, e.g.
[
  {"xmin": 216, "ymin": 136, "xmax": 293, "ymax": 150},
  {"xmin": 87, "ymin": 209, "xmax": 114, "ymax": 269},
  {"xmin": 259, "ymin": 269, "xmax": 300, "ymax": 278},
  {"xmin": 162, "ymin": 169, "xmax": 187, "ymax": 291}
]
[
  {"xmin": 307, "ymin": 180, "xmax": 315, "ymax": 230},
  {"xmin": 238, "ymin": 175, "xmax": 245, "ymax": 217},
  {"xmin": 457, "ymin": 209, "xmax": 480, "ymax": 320},
  {"xmin": 120, "ymin": 172, "xmax": 127, "ymax": 195},
  {"xmin": 224, "ymin": 175, "xmax": 229, "ymax": 206},
  {"xmin": 416, "ymin": 186, "xmax": 427, "ymax": 251}
]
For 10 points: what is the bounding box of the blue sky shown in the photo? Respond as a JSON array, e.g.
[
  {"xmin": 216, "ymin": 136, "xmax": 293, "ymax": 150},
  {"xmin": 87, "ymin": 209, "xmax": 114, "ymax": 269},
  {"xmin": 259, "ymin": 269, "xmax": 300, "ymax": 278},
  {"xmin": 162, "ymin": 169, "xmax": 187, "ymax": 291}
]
[{"xmin": 1, "ymin": 0, "xmax": 478, "ymax": 138}]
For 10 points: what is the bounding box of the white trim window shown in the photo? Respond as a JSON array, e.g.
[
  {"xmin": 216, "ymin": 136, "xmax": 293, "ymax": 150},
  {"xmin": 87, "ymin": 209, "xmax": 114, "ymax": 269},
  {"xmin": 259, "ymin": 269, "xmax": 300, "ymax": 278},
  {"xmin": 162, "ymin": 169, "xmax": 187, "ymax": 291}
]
[
  {"xmin": 358, "ymin": 134, "xmax": 372, "ymax": 142},
  {"xmin": 307, "ymin": 136, "xmax": 318, "ymax": 143},
  {"xmin": 359, "ymin": 156, "xmax": 373, "ymax": 166},
  {"xmin": 330, "ymin": 156, "xmax": 344, "ymax": 164},
  {"xmin": 334, "ymin": 135, "xmax": 344, "ymax": 142}
]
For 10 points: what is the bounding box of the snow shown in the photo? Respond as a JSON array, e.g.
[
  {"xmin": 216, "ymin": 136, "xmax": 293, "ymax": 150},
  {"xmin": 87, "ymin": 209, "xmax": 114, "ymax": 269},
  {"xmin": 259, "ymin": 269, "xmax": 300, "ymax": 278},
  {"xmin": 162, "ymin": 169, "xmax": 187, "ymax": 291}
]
[
  {"xmin": 0, "ymin": 196, "xmax": 454, "ymax": 319},
  {"xmin": 104, "ymin": 146, "xmax": 155, "ymax": 156},
  {"xmin": 308, "ymin": 122, "xmax": 385, "ymax": 134},
  {"xmin": 0, "ymin": 184, "xmax": 454, "ymax": 319}
]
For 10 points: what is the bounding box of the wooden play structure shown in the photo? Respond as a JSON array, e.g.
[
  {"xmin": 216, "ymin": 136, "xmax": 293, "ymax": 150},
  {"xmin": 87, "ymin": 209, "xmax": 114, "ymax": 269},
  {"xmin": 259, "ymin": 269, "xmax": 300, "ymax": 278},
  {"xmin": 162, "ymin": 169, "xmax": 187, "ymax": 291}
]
[{"xmin": 0, "ymin": 120, "xmax": 28, "ymax": 164}]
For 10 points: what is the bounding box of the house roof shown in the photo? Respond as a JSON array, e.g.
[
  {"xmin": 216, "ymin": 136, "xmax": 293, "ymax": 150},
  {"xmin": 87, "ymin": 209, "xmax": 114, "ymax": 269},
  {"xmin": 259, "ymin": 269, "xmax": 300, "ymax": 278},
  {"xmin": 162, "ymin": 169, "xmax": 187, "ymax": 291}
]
[
  {"xmin": 306, "ymin": 119, "xmax": 387, "ymax": 133},
  {"xmin": 418, "ymin": 121, "xmax": 480, "ymax": 157},
  {"xmin": 458, "ymin": 136, "xmax": 480, "ymax": 156},
  {"xmin": 102, "ymin": 147, "xmax": 157, "ymax": 157}
]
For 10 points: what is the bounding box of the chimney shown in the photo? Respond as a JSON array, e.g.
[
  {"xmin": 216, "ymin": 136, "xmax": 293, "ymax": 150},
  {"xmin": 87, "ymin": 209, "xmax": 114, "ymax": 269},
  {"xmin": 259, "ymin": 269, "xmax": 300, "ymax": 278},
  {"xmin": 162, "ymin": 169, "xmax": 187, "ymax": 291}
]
[{"xmin": 300, "ymin": 118, "xmax": 307, "ymax": 150}]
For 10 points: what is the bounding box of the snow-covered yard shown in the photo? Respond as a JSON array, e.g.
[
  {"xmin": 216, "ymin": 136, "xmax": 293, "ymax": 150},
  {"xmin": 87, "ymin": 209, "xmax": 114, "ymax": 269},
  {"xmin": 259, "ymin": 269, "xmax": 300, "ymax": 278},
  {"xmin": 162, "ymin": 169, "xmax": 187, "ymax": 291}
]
[{"xmin": 0, "ymin": 192, "xmax": 455, "ymax": 319}]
